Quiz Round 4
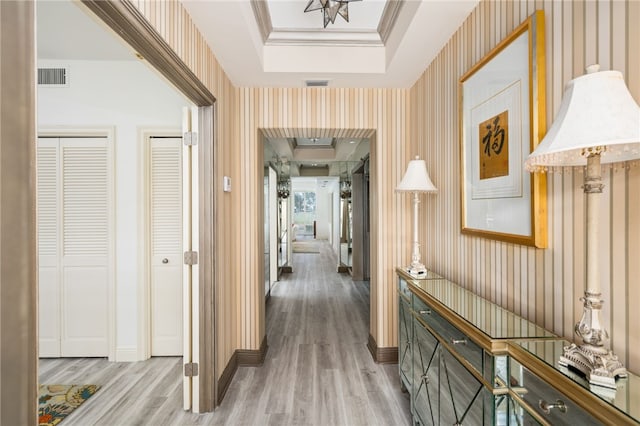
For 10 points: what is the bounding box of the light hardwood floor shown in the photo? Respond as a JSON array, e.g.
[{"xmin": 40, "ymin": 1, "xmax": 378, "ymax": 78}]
[{"xmin": 39, "ymin": 240, "xmax": 411, "ymax": 425}]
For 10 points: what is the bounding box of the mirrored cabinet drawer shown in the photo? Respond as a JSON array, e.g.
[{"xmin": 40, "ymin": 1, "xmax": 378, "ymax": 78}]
[
  {"xmin": 504, "ymin": 395, "xmax": 545, "ymax": 426},
  {"xmin": 398, "ymin": 277, "xmax": 412, "ymax": 302},
  {"xmin": 510, "ymin": 360, "xmax": 603, "ymax": 425},
  {"xmin": 412, "ymin": 294, "xmax": 483, "ymax": 373}
]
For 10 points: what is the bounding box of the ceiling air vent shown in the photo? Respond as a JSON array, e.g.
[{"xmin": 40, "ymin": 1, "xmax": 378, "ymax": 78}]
[
  {"xmin": 38, "ymin": 67, "xmax": 68, "ymax": 87},
  {"xmin": 305, "ymin": 80, "xmax": 329, "ymax": 87}
]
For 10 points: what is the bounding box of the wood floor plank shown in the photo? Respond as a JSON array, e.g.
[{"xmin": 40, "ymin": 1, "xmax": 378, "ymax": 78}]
[{"xmin": 38, "ymin": 239, "xmax": 411, "ymax": 425}]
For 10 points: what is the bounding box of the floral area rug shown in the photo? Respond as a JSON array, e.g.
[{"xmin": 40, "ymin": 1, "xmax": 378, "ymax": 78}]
[{"xmin": 39, "ymin": 384, "xmax": 100, "ymax": 425}]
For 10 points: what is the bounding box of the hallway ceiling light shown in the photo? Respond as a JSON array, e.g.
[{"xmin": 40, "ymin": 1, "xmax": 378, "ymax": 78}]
[{"xmin": 304, "ymin": 0, "xmax": 362, "ymax": 28}]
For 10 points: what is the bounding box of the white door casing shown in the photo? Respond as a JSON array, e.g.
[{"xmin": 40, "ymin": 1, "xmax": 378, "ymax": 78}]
[
  {"xmin": 182, "ymin": 106, "xmax": 200, "ymax": 412},
  {"xmin": 149, "ymin": 136, "xmax": 183, "ymax": 356},
  {"xmin": 268, "ymin": 167, "xmax": 277, "ymax": 294}
]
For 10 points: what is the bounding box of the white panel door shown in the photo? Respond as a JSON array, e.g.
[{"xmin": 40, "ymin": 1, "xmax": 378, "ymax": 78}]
[
  {"xmin": 60, "ymin": 137, "xmax": 111, "ymax": 357},
  {"xmin": 37, "ymin": 136, "xmax": 112, "ymax": 358},
  {"xmin": 37, "ymin": 138, "xmax": 61, "ymax": 357},
  {"xmin": 150, "ymin": 137, "xmax": 183, "ymax": 356}
]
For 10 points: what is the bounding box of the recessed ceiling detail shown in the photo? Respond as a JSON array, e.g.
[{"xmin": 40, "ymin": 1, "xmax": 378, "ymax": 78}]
[
  {"xmin": 252, "ymin": 0, "xmax": 399, "ymax": 46},
  {"xmin": 291, "ymin": 137, "xmax": 337, "ymax": 160},
  {"xmin": 294, "ymin": 137, "xmax": 335, "ymax": 147},
  {"xmin": 181, "ymin": 0, "xmax": 481, "ymax": 87}
]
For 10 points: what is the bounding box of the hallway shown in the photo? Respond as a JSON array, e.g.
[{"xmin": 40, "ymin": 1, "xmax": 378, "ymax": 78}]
[{"xmin": 39, "ymin": 240, "xmax": 411, "ymax": 425}]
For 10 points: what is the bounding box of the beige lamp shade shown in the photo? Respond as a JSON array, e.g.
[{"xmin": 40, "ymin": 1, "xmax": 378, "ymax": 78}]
[
  {"xmin": 525, "ymin": 65, "xmax": 640, "ymax": 169},
  {"xmin": 396, "ymin": 156, "xmax": 438, "ymax": 193}
]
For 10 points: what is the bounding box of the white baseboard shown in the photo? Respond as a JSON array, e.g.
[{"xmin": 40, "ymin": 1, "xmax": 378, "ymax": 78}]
[{"xmin": 115, "ymin": 347, "xmax": 140, "ymax": 362}]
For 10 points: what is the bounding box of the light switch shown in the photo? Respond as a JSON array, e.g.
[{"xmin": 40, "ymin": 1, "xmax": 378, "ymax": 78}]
[{"xmin": 223, "ymin": 176, "xmax": 232, "ymax": 192}]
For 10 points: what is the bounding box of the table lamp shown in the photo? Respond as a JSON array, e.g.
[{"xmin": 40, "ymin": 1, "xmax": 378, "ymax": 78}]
[
  {"xmin": 396, "ymin": 156, "xmax": 438, "ymax": 278},
  {"xmin": 525, "ymin": 65, "xmax": 640, "ymax": 388}
]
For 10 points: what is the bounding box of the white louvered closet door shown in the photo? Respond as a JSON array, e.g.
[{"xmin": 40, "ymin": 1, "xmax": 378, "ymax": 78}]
[
  {"xmin": 150, "ymin": 137, "xmax": 183, "ymax": 356},
  {"xmin": 61, "ymin": 137, "xmax": 111, "ymax": 357},
  {"xmin": 37, "ymin": 138, "xmax": 61, "ymax": 357},
  {"xmin": 37, "ymin": 137, "xmax": 112, "ymax": 357}
]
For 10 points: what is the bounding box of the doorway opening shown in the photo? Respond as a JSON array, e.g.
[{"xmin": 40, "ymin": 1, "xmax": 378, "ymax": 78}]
[
  {"xmin": 262, "ymin": 133, "xmax": 371, "ymax": 286},
  {"xmin": 36, "ymin": 0, "xmax": 217, "ymax": 414}
]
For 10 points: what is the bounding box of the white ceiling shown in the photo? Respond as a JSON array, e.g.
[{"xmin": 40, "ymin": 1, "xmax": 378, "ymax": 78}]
[
  {"xmin": 37, "ymin": 0, "xmax": 481, "ymax": 89},
  {"xmin": 180, "ymin": 0, "xmax": 480, "ymax": 88},
  {"xmin": 36, "ymin": 0, "xmax": 480, "ymax": 169}
]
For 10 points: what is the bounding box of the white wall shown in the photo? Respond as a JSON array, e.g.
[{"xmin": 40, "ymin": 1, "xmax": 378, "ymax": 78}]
[{"xmin": 37, "ymin": 59, "xmax": 190, "ymax": 360}]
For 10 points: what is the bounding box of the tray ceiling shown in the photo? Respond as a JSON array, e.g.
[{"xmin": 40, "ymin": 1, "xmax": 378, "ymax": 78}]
[{"xmin": 180, "ymin": 0, "xmax": 481, "ymax": 88}]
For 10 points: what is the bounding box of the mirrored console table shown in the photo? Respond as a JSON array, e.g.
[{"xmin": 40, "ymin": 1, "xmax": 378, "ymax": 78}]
[{"xmin": 397, "ymin": 268, "xmax": 640, "ymax": 425}]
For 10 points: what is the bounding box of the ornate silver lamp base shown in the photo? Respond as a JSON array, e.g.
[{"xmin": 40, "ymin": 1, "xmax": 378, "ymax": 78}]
[
  {"xmin": 559, "ymin": 343, "xmax": 627, "ymax": 389},
  {"xmin": 407, "ymin": 261, "xmax": 427, "ymax": 278}
]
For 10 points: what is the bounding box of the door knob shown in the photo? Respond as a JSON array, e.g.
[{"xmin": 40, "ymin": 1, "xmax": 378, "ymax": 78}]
[{"xmin": 162, "ymin": 258, "xmax": 169, "ymax": 264}]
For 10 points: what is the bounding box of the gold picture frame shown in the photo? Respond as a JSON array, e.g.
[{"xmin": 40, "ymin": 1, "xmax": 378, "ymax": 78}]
[{"xmin": 460, "ymin": 10, "xmax": 547, "ymax": 248}]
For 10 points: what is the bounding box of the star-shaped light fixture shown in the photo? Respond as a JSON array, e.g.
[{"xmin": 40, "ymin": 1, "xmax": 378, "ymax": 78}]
[{"xmin": 304, "ymin": 0, "xmax": 361, "ymax": 28}]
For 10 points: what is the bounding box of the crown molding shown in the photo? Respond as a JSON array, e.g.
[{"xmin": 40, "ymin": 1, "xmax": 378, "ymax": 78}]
[
  {"xmin": 251, "ymin": 0, "xmax": 273, "ymax": 43},
  {"xmin": 378, "ymin": 0, "xmax": 404, "ymax": 43}
]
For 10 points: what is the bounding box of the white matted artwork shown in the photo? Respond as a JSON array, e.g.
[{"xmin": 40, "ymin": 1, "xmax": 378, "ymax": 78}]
[
  {"xmin": 470, "ymin": 79, "xmax": 523, "ymax": 200},
  {"xmin": 459, "ymin": 10, "xmax": 547, "ymax": 248}
]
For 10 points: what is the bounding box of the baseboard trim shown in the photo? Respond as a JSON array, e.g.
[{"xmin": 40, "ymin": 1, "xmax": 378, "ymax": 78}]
[
  {"xmin": 367, "ymin": 334, "xmax": 398, "ymax": 364},
  {"xmin": 115, "ymin": 347, "xmax": 139, "ymax": 362},
  {"xmin": 237, "ymin": 335, "xmax": 268, "ymax": 366},
  {"xmin": 217, "ymin": 352, "xmax": 238, "ymax": 405},
  {"xmin": 217, "ymin": 336, "xmax": 268, "ymax": 405}
]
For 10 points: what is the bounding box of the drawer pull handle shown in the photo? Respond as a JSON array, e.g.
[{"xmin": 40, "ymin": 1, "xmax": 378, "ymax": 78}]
[
  {"xmin": 539, "ymin": 399, "xmax": 566, "ymax": 414},
  {"xmin": 419, "ymin": 309, "xmax": 431, "ymax": 315},
  {"xmin": 451, "ymin": 338, "xmax": 467, "ymax": 345}
]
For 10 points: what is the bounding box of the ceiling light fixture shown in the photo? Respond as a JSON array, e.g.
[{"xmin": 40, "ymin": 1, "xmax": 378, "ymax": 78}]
[{"xmin": 304, "ymin": 0, "xmax": 361, "ymax": 28}]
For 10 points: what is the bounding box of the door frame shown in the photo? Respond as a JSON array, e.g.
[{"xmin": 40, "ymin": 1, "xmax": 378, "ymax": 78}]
[
  {"xmin": 137, "ymin": 128, "xmax": 182, "ymax": 361},
  {"xmin": 39, "ymin": 127, "xmax": 116, "ymax": 361},
  {"xmin": 1, "ymin": 4, "xmax": 37, "ymax": 423},
  {"xmin": 81, "ymin": 1, "xmax": 217, "ymax": 412}
]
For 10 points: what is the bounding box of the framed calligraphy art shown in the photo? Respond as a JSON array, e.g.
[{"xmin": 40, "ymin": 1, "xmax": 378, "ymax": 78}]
[{"xmin": 460, "ymin": 10, "xmax": 547, "ymax": 248}]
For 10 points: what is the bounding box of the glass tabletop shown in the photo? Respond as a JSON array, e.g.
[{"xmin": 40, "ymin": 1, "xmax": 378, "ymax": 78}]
[{"xmin": 398, "ymin": 269, "xmax": 555, "ymax": 340}]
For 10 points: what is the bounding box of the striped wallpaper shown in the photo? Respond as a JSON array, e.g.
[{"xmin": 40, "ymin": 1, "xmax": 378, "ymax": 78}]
[
  {"xmin": 411, "ymin": 0, "xmax": 640, "ymax": 373},
  {"xmin": 129, "ymin": 0, "xmax": 640, "ymax": 379}
]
